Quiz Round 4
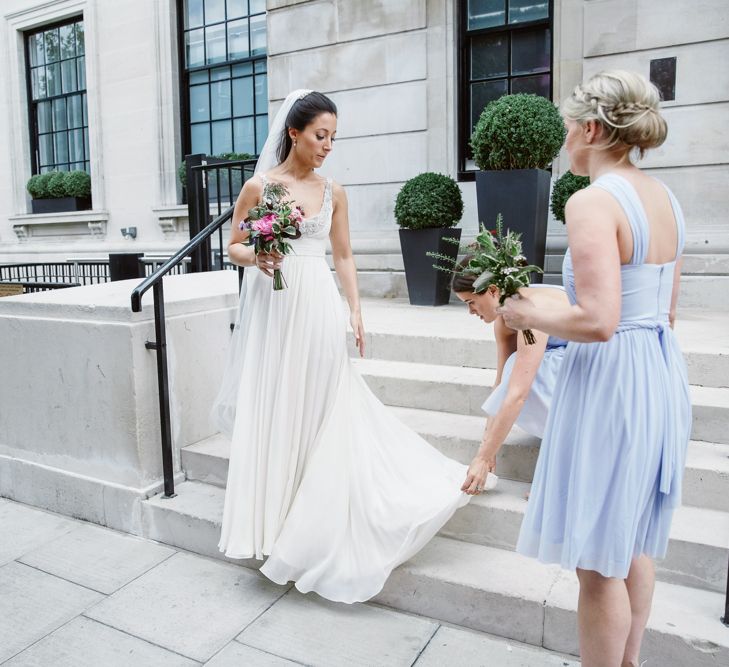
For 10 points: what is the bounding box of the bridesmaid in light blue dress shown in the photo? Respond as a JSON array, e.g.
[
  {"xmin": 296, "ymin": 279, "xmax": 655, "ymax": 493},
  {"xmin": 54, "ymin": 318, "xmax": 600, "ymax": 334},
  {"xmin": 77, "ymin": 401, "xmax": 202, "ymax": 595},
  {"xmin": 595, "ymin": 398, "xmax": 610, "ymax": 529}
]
[
  {"xmin": 499, "ymin": 70, "xmax": 691, "ymax": 667},
  {"xmin": 453, "ymin": 272, "xmax": 569, "ymax": 494}
]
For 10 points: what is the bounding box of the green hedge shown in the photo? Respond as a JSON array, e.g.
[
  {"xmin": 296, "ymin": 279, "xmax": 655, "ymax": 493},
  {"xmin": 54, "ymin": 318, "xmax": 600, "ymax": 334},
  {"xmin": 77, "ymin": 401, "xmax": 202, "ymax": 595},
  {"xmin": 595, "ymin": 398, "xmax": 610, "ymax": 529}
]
[
  {"xmin": 394, "ymin": 172, "xmax": 463, "ymax": 230},
  {"xmin": 26, "ymin": 170, "xmax": 91, "ymax": 199},
  {"xmin": 470, "ymin": 94, "xmax": 565, "ymax": 171},
  {"xmin": 550, "ymin": 171, "xmax": 590, "ymax": 223},
  {"xmin": 177, "ymin": 152, "xmax": 255, "ymax": 186}
]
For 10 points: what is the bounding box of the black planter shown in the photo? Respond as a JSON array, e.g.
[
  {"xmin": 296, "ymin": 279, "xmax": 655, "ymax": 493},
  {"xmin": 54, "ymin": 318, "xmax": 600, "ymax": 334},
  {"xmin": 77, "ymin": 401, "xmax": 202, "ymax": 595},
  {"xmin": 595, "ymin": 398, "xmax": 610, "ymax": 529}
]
[
  {"xmin": 399, "ymin": 227, "xmax": 462, "ymax": 306},
  {"xmin": 474, "ymin": 169, "xmax": 551, "ymax": 283},
  {"xmin": 31, "ymin": 196, "xmax": 92, "ymax": 214}
]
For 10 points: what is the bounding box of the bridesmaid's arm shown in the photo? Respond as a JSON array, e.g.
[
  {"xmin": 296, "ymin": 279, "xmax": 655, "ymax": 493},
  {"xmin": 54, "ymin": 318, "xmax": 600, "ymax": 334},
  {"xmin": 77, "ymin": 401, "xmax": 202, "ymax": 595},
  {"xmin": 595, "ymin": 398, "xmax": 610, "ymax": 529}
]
[
  {"xmin": 493, "ymin": 316, "xmax": 516, "ymax": 386},
  {"xmin": 499, "ymin": 187, "xmax": 622, "ymax": 343},
  {"xmin": 463, "ymin": 330, "xmax": 548, "ymax": 494},
  {"xmin": 669, "ymin": 256, "xmax": 683, "ymax": 329},
  {"xmin": 329, "ymin": 181, "xmax": 365, "ymax": 357}
]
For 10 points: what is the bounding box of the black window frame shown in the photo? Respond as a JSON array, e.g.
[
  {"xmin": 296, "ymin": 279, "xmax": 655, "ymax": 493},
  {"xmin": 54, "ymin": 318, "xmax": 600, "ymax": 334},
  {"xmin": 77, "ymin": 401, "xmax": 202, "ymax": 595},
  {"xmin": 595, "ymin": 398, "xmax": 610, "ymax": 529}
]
[
  {"xmin": 24, "ymin": 15, "xmax": 89, "ymax": 175},
  {"xmin": 457, "ymin": 0, "xmax": 554, "ymax": 181},
  {"xmin": 176, "ymin": 0, "xmax": 268, "ymax": 162}
]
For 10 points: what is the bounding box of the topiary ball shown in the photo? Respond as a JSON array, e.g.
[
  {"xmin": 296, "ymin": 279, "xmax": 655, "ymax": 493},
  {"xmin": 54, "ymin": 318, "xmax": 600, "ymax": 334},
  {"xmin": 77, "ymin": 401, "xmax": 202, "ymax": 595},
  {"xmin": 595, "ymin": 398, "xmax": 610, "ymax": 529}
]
[
  {"xmin": 394, "ymin": 172, "xmax": 464, "ymax": 230},
  {"xmin": 46, "ymin": 172, "xmax": 67, "ymax": 198},
  {"xmin": 550, "ymin": 170, "xmax": 590, "ymax": 223},
  {"xmin": 64, "ymin": 170, "xmax": 91, "ymax": 198},
  {"xmin": 470, "ymin": 93, "xmax": 566, "ymax": 171},
  {"xmin": 26, "ymin": 173, "xmax": 54, "ymax": 198}
]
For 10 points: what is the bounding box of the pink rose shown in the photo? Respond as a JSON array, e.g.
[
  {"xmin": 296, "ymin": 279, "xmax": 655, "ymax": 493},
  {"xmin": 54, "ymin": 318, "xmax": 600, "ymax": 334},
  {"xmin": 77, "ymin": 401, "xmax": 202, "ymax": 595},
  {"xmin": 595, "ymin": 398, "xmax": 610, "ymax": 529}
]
[
  {"xmin": 253, "ymin": 213, "xmax": 276, "ymax": 236},
  {"xmin": 290, "ymin": 207, "xmax": 304, "ymax": 224}
]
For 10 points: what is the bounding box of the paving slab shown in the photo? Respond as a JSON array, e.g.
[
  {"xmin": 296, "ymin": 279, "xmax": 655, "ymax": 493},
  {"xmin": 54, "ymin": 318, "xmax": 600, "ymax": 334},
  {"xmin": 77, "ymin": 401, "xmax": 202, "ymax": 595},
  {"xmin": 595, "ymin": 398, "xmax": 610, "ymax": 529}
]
[
  {"xmin": 4, "ymin": 616, "xmax": 198, "ymax": 667},
  {"xmin": 206, "ymin": 641, "xmax": 300, "ymax": 666},
  {"xmin": 415, "ymin": 625, "xmax": 579, "ymax": 666},
  {"xmin": 19, "ymin": 523, "xmax": 175, "ymax": 593},
  {"xmin": 238, "ymin": 589, "xmax": 437, "ymax": 667},
  {"xmin": 0, "ymin": 561, "xmax": 103, "ymax": 663},
  {"xmin": 0, "ymin": 500, "xmax": 78, "ymax": 565},
  {"xmin": 85, "ymin": 551, "xmax": 288, "ymax": 662}
]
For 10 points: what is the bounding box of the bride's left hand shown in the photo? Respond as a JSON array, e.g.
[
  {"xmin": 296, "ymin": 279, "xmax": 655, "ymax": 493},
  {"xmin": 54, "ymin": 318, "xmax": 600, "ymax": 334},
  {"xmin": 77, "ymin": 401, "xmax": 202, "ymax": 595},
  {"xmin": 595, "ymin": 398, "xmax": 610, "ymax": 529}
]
[
  {"xmin": 350, "ymin": 311, "xmax": 365, "ymax": 357},
  {"xmin": 496, "ymin": 294, "xmax": 537, "ymax": 332}
]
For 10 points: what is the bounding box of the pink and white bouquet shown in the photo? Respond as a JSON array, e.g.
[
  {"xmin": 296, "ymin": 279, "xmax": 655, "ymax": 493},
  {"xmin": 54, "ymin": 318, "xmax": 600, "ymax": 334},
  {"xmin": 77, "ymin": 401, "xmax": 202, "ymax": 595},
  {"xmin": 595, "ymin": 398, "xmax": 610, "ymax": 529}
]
[{"xmin": 241, "ymin": 182, "xmax": 303, "ymax": 290}]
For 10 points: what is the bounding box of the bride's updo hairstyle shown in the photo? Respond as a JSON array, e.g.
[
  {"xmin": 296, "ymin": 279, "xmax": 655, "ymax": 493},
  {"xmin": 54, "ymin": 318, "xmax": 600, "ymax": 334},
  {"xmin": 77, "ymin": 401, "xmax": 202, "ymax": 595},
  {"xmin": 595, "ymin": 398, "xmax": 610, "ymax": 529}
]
[
  {"xmin": 562, "ymin": 70, "xmax": 667, "ymax": 158},
  {"xmin": 277, "ymin": 91, "xmax": 337, "ymax": 163},
  {"xmin": 451, "ymin": 255, "xmax": 477, "ymax": 293}
]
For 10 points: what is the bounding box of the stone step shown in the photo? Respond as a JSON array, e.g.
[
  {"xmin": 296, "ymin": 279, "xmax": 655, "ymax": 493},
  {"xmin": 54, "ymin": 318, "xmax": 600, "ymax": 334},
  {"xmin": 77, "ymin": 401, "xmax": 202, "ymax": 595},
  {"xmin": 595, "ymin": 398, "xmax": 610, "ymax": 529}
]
[
  {"xmin": 353, "ymin": 298, "xmax": 729, "ymax": 388},
  {"xmin": 355, "ymin": 270, "xmax": 729, "ymax": 311},
  {"xmin": 182, "ymin": 411, "xmax": 729, "ymax": 513},
  {"xmin": 140, "ymin": 483, "xmax": 729, "ymax": 667},
  {"xmin": 177, "ymin": 436, "xmax": 728, "ymax": 594},
  {"xmin": 353, "ymin": 357, "xmax": 729, "ymax": 444}
]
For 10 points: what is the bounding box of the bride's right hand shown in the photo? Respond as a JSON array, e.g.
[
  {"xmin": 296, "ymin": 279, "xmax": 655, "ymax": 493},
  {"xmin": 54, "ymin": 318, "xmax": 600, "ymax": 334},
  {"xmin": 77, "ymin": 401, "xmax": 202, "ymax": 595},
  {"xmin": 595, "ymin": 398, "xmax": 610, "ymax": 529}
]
[{"xmin": 255, "ymin": 252, "xmax": 282, "ymax": 277}]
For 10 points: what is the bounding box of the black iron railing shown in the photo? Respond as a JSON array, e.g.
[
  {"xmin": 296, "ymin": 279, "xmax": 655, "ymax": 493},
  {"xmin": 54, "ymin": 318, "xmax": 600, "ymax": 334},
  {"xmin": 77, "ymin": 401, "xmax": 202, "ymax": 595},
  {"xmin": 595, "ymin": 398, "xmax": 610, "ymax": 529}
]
[
  {"xmin": 0, "ymin": 260, "xmax": 109, "ymax": 285},
  {"xmin": 130, "ymin": 155, "xmax": 254, "ymax": 498}
]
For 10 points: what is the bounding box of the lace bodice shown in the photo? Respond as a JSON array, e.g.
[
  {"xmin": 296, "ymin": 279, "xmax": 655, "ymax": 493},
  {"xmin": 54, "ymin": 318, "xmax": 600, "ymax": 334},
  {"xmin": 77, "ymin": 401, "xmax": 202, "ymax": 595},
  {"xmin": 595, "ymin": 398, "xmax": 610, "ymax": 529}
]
[{"xmin": 259, "ymin": 173, "xmax": 333, "ymax": 257}]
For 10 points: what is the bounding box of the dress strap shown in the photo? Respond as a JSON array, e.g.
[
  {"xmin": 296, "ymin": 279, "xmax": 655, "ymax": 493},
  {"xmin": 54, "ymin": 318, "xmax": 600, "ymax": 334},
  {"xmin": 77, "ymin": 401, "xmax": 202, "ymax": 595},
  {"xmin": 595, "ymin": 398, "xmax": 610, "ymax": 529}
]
[
  {"xmin": 659, "ymin": 182, "xmax": 686, "ymax": 262},
  {"xmin": 259, "ymin": 173, "xmax": 268, "ymax": 186},
  {"xmin": 591, "ymin": 173, "xmax": 650, "ymax": 265}
]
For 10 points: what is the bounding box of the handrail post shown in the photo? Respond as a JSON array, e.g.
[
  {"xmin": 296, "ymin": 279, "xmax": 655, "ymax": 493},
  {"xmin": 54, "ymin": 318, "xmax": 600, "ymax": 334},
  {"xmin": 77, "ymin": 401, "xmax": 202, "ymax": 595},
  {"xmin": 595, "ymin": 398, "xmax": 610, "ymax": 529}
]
[{"xmin": 146, "ymin": 279, "xmax": 176, "ymax": 498}]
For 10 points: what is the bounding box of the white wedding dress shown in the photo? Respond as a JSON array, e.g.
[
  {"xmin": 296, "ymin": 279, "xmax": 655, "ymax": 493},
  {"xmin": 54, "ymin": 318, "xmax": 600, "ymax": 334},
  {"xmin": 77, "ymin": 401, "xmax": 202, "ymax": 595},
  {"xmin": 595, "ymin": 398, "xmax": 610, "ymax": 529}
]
[{"xmin": 214, "ymin": 173, "xmax": 472, "ymax": 603}]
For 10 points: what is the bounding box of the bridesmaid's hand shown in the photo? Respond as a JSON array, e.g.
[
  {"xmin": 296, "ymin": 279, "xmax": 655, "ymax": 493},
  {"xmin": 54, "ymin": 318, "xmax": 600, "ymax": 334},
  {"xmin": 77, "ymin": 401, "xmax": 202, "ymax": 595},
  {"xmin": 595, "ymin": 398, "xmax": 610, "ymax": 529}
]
[
  {"xmin": 350, "ymin": 310, "xmax": 365, "ymax": 357},
  {"xmin": 461, "ymin": 455, "xmax": 495, "ymax": 495},
  {"xmin": 497, "ymin": 294, "xmax": 537, "ymax": 332},
  {"xmin": 255, "ymin": 251, "xmax": 282, "ymax": 278}
]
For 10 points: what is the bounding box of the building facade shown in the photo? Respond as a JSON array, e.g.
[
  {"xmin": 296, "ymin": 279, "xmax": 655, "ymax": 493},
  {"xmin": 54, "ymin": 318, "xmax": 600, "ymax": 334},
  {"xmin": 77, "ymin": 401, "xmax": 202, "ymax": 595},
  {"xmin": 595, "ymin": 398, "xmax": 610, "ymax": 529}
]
[{"xmin": 1, "ymin": 0, "xmax": 727, "ymax": 266}]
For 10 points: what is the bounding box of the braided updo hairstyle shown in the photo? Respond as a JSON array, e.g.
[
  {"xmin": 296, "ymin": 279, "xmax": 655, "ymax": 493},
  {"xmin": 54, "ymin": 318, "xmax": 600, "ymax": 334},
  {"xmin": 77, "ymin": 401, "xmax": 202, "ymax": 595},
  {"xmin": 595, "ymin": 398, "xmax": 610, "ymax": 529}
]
[{"xmin": 562, "ymin": 70, "xmax": 667, "ymax": 158}]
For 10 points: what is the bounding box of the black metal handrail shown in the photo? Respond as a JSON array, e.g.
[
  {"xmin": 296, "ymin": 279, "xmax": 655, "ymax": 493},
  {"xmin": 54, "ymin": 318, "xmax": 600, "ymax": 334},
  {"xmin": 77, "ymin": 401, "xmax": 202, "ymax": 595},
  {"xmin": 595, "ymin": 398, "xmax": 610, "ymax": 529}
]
[{"xmin": 130, "ymin": 204, "xmax": 236, "ymax": 498}]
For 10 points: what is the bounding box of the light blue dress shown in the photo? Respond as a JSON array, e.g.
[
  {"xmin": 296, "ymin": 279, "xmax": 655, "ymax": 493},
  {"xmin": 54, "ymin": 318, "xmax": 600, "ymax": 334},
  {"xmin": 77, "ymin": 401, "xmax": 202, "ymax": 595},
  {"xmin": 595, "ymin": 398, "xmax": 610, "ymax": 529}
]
[
  {"xmin": 482, "ymin": 286, "xmax": 568, "ymax": 439},
  {"xmin": 516, "ymin": 173, "xmax": 692, "ymax": 578}
]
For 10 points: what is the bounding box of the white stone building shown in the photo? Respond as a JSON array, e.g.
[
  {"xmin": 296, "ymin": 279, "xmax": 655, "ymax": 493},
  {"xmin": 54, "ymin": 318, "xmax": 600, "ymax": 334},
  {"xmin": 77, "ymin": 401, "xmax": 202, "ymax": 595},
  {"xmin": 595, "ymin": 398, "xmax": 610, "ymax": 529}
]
[{"xmin": 0, "ymin": 0, "xmax": 727, "ymax": 270}]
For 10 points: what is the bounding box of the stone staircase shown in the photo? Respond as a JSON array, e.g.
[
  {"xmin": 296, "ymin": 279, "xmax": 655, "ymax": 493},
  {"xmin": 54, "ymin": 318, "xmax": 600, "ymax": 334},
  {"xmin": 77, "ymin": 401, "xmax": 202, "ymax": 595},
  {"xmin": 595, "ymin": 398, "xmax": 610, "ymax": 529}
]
[{"xmin": 140, "ymin": 299, "xmax": 729, "ymax": 666}]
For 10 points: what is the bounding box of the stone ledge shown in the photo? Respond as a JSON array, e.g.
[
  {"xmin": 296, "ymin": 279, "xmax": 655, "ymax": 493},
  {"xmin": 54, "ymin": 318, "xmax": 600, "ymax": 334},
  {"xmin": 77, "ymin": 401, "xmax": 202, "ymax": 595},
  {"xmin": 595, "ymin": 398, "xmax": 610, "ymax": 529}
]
[{"xmin": 9, "ymin": 210, "xmax": 110, "ymax": 242}]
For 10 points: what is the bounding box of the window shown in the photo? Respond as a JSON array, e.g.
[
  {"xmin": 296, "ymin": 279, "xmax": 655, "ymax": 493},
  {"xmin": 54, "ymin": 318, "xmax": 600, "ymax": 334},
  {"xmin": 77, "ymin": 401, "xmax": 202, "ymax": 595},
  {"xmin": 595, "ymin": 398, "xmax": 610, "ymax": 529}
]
[
  {"xmin": 25, "ymin": 18, "xmax": 89, "ymax": 173},
  {"xmin": 179, "ymin": 0, "xmax": 268, "ymax": 158},
  {"xmin": 458, "ymin": 1, "xmax": 552, "ymax": 178}
]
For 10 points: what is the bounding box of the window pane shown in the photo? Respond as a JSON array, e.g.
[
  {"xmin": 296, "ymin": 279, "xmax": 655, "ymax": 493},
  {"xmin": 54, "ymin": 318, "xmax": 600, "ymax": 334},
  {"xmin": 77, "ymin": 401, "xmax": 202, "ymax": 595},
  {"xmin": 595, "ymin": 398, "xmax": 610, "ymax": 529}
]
[
  {"xmin": 212, "ymin": 119, "xmax": 233, "ymax": 154},
  {"xmin": 46, "ymin": 63, "xmax": 61, "ymax": 96},
  {"xmin": 468, "ymin": 0, "xmax": 505, "ymax": 30},
  {"xmin": 44, "ymin": 29, "xmax": 60, "ymax": 63},
  {"xmin": 233, "ymin": 62, "xmax": 253, "ymax": 76},
  {"xmin": 39, "ymin": 134, "xmax": 53, "ymax": 166},
  {"xmin": 190, "ymin": 69, "xmax": 208, "ymax": 84},
  {"xmin": 84, "ymin": 127, "xmax": 89, "ymax": 160},
  {"xmin": 227, "ymin": 0, "xmax": 247, "ymax": 18},
  {"xmin": 210, "ymin": 65, "xmax": 230, "ymax": 81},
  {"xmin": 53, "ymin": 98, "xmax": 68, "ymax": 131},
  {"xmin": 190, "ymin": 84, "xmax": 210, "ymax": 122},
  {"xmin": 250, "ymin": 14, "xmax": 266, "ymax": 56},
  {"xmin": 37, "ymin": 101, "xmax": 52, "ymax": 133},
  {"xmin": 233, "ymin": 116, "xmax": 255, "ymax": 154},
  {"xmin": 511, "ymin": 27, "xmax": 550, "ymax": 75},
  {"xmin": 186, "ymin": 0, "xmax": 204, "ymax": 28},
  {"xmin": 75, "ymin": 23, "xmax": 85, "ymax": 55},
  {"xmin": 254, "ymin": 58, "xmax": 266, "ymax": 73},
  {"xmin": 191, "ymin": 123, "xmax": 211, "ymax": 154},
  {"xmin": 250, "ymin": 0, "xmax": 266, "ymax": 13},
  {"xmin": 186, "ymin": 28, "xmax": 205, "ymax": 67},
  {"xmin": 254, "ymin": 73, "xmax": 267, "ymax": 114},
  {"xmin": 69, "ymin": 129, "xmax": 84, "ymax": 162},
  {"xmin": 228, "ymin": 18, "xmax": 249, "ymax": 60},
  {"xmin": 511, "ymin": 73, "xmax": 550, "ymax": 98},
  {"xmin": 59, "ymin": 23, "xmax": 76, "ymax": 58},
  {"xmin": 29, "ymin": 33, "xmax": 45, "ymax": 67},
  {"xmin": 77, "ymin": 56, "xmax": 86, "ymax": 89},
  {"xmin": 233, "ymin": 76, "xmax": 253, "ymax": 116},
  {"xmin": 31, "ymin": 67, "xmax": 46, "ymax": 100},
  {"xmin": 54, "ymin": 131, "xmax": 69, "ymax": 164},
  {"xmin": 211, "ymin": 79, "xmax": 231, "ymax": 120},
  {"xmin": 508, "ymin": 0, "xmax": 549, "ymax": 24},
  {"xmin": 206, "ymin": 24, "xmax": 227, "ymax": 64},
  {"xmin": 205, "ymin": 0, "xmax": 226, "ymax": 24},
  {"xmin": 67, "ymin": 94, "xmax": 83, "ymax": 128},
  {"xmin": 61, "ymin": 58, "xmax": 78, "ymax": 93},
  {"xmin": 471, "ymin": 32, "xmax": 508, "ymax": 80},
  {"xmin": 255, "ymin": 114, "xmax": 267, "ymax": 153},
  {"xmin": 471, "ymin": 79, "xmax": 508, "ymax": 129}
]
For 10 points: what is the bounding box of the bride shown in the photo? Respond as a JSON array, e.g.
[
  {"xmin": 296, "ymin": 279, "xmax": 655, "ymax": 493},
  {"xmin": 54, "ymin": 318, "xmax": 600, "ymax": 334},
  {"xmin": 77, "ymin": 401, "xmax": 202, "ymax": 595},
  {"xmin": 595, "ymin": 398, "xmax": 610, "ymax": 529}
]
[{"xmin": 212, "ymin": 89, "xmax": 487, "ymax": 603}]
